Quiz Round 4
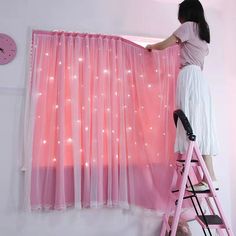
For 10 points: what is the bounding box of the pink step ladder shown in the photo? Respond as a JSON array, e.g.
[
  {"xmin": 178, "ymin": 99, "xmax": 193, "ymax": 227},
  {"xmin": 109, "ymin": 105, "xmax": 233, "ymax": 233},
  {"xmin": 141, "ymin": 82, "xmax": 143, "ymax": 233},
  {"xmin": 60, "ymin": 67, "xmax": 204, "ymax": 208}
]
[{"xmin": 161, "ymin": 109, "xmax": 234, "ymax": 236}]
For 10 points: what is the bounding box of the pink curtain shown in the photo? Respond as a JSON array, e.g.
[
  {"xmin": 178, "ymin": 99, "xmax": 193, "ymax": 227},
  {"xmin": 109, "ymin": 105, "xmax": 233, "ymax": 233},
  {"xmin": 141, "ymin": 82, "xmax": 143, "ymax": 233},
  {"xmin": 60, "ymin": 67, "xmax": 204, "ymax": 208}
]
[{"xmin": 23, "ymin": 30, "xmax": 180, "ymax": 211}]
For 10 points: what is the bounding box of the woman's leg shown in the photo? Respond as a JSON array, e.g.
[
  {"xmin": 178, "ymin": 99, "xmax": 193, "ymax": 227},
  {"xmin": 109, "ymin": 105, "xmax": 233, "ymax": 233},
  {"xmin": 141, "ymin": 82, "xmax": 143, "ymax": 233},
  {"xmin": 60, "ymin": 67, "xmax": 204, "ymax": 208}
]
[{"xmin": 202, "ymin": 155, "xmax": 217, "ymax": 181}]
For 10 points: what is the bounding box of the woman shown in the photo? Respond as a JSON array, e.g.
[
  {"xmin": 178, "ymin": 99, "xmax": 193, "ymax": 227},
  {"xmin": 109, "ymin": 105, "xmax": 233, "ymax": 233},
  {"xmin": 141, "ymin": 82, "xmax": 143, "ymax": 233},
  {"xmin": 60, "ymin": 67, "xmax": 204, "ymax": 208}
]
[{"xmin": 146, "ymin": 0, "xmax": 219, "ymax": 191}]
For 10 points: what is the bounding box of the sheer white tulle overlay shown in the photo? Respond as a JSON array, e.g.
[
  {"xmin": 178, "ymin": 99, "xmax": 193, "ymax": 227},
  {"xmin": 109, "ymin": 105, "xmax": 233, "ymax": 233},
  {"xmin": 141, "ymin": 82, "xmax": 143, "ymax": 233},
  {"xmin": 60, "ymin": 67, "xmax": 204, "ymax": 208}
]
[{"xmin": 23, "ymin": 30, "xmax": 180, "ymax": 211}]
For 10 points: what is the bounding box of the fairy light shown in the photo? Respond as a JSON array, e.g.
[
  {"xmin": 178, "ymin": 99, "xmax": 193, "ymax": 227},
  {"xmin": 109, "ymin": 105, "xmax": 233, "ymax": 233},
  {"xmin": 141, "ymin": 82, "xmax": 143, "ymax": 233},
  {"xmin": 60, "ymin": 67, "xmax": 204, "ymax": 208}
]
[
  {"xmin": 141, "ymin": 106, "xmax": 144, "ymax": 110},
  {"xmin": 77, "ymin": 119, "xmax": 81, "ymax": 123},
  {"xmin": 112, "ymin": 130, "xmax": 115, "ymax": 134},
  {"xmin": 102, "ymin": 129, "xmax": 105, "ymax": 133},
  {"xmin": 115, "ymin": 154, "xmax": 119, "ymax": 159},
  {"xmin": 106, "ymin": 108, "xmax": 111, "ymax": 112},
  {"xmin": 94, "ymin": 95, "xmax": 98, "ymax": 99},
  {"xmin": 134, "ymin": 110, "xmax": 138, "ymax": 113},
  {"xmin": 58, "ymin": 61, "xmax": 62, "ymax": 65},
  {"xmin": 82, "ymin": 106, "xmax": 85, "ymax": 110},
  {"xmin": 158, "ymin": 115, "xmax": 161, "ymax": 118},
  {"xmin": 78, "ymin": 57, "xmax": 83, "ymax": 62},
  {"xmin": 67, "ymin": 138, "xmax": 73, "ymax": 143},
  {"xmin": 145, "ymin": 143, "xmax": 148, "ymax": 147},
  {"xmin": 95, "ymin": 76, "xmax": 99, "ymax": 80},
  {"xmin": 128, "ymin": 155, "xmax": 132, "ymax": 159},
  {"xmin": 163, "ymin": 132, "xmax": 166, "ymax": 136},
  {"xmin": 45, "ymin": 52, "xmax": 49, "ymax": 56},
  {"xmin": 85, "ymin": 127, "xmax": 89, "ymax": 131},
  {"xmin": 134, "ymin": 141, "xmax": 137, "ymax": 145},
  {"xmin": 37, "ymin": 92, "xmax": 42, "ymax": 96},
  {"xmin": 156, "ymin": 153, "xmax": 160, "ymax": 157},
  {"xmin": 55, "ymin": 105, "xmax": 59, "ymax": 109},
  {"xmin": 67, "ymin": 66, "xmax": 71, "ymax": 70},
  {"xmin": 49, "ymin": 76, "xmax": 54, "ymax": 81},
  {"xmin": 127, "ymin": 94, "xmax": 131, "ymax": 98},
  {"xmin": 123, "ymin": 105, "xmax": 127, "ymax": 109},
  {"xmin": 155, "ymin": 69, "xmax": 159, "ymax": 73},
  {"xmin": 85, "ymin": 162, "xmax": 89, "ymax": 167},
  {"xmin": 73, "ymin": 75, "xmax": 77, "ymax": 79},
  {"xmin": 67, "ymin": 98, "xmax": 71, "ymax": 102},
  {"xmin": 127, "ymin": 69, "xmax": 132, "ymax": 74},
  {"xmin": 94, "ymin": 108, "xmax": 97, "ymax": 112},
  {"xmin": 80, "ymin": 149, "xmax": 83, "ymax": 153},
  {"xmin": 103, "ymin": 69, "xmax": 109, "ymax": 74},
  {"xmin": 43, "ymin": 140, "xmax": 47, "ymax": 144},
  {"xmin": 131, "ymin": 84, "xmax": 135, "ymax": 88},
  {"xmin": 114, "ymin": 91, "xmax": 118, "ymax": 96},
  {"xmin": 148, "ymin": 84, "xmax": 152, "ymax": 88},
  {"xmin": 168, "ymin": 73, "xmax": 171, "ymax": 77},
  {"xmin": 37, "ymin": 115, "xmax": 40, "ymax": 119},
  {"xmin": 149, "ymin": 127, "xmax": 153, "ymax": 130},
  {"xmin": 127, "ymin": 126, "xmax": 132, "ymax": 131},
  {"xmin": 140, "ymin": 74, "xmax": 144, "ymax": 78},
  {"xmin": 116, "ymin": 138, "xmax": 119, "ymax": 142},
  {"xmin": 57, "ymin": 141, "xmax": 60, "ymax": 144},
  {"xmin": 53, "ymin": 158, "xmax": 57, "ymax": 162}
]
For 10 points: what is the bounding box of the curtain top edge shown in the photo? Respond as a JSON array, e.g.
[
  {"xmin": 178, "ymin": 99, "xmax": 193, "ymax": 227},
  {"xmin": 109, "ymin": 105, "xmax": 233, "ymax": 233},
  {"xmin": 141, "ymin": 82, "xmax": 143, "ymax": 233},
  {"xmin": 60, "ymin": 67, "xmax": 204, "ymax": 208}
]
[{"xmin": 32, "ymin": 29, "xmax": 145, "ymax": 50}]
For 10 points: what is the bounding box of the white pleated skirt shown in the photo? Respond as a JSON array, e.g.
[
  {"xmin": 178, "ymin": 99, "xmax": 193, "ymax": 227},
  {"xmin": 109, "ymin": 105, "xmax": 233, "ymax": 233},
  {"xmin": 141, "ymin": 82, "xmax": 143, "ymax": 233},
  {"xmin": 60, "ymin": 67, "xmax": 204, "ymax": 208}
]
[{"xmin": 174, "ymin": 65, "xmax": 219, "ymax": 156}]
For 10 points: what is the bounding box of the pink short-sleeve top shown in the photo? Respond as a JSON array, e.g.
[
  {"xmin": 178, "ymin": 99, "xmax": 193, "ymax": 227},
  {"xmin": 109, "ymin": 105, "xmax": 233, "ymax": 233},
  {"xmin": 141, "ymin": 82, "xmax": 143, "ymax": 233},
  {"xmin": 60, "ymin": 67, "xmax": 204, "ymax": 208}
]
[{"xmin": 173, "ymin": 21, "xmax": 209, "ymax": 70}]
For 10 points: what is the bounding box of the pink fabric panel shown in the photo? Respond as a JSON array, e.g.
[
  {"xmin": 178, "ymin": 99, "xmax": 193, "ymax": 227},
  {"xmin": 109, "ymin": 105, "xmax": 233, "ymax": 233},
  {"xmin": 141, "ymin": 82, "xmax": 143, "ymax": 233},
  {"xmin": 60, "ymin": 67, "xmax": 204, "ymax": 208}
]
[{"xmin": 27, "ymin": 31, "xmax": 180, "ymax": 211}]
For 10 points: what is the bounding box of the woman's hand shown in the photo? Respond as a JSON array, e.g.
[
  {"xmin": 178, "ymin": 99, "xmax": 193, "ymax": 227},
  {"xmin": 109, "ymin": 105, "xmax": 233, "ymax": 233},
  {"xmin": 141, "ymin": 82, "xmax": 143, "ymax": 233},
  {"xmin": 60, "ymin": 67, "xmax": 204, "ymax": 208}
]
[{"xmin": 145, "ymin": 44, "xmax": 153, "ymax": 51}]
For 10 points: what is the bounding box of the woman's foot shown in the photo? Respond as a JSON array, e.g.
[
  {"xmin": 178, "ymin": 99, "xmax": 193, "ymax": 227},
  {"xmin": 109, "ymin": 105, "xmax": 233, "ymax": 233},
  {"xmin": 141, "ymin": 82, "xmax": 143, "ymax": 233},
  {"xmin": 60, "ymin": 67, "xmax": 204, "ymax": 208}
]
[{"xmin": 186, "ymin": 180, "xmax": 219, "ymax": 192}]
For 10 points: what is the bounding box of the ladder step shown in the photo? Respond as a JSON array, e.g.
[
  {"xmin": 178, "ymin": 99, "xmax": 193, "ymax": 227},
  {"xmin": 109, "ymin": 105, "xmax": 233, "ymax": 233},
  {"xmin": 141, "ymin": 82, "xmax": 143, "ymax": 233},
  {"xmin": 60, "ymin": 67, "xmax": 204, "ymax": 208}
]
[
  {"xmin": 197, "ymin": 215, "xmax": 225, "ymax": 229},
  {"xmin": 176, "ymin": 159, "xmax": 199, "ymax": 167}
]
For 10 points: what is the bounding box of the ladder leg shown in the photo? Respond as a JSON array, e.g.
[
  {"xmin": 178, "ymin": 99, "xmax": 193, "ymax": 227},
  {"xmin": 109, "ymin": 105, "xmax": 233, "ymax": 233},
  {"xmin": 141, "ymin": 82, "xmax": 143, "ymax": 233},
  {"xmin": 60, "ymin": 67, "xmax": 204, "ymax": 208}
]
[
  {"xmin": 194, "ymin": 145, "xmax": 235, "ymax": 236},
  {"xmin": 170, "ymin": 141, "xmax": 194, "ymax": 236}
]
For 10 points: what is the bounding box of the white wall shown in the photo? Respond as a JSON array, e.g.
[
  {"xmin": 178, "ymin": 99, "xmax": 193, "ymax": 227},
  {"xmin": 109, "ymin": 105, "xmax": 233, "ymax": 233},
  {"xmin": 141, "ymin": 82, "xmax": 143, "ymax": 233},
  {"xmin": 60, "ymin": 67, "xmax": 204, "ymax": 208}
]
[{"xmin": 0, "ymin": 0, "xmax": 235, "ymax": 235}]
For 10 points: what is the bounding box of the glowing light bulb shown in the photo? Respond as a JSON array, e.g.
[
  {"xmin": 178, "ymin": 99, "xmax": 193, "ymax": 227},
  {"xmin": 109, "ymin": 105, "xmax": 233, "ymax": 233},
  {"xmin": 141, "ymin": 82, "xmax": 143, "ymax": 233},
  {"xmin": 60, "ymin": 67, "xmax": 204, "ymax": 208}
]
[
  {"xmin": 116, "ymin": 138, "xmax": 119, "ymax": 142},
  {"xmin": 127, "ymin": 70, "xmax": 132, "ymax": 74},
  {"xmin": 49, "ymin": 76, "xmax": 54, "ymax": 81},
  {"xmin": 128, "ymin": 155, "xmax": 131, "ymax": 159},
  {"xmin": 94, "ymin": 108, "xmax": 97, "ymax": 112},
  {"xmin": 85, "ymin": 162, "xmax": 89, "ymax": 167},
  {"xmin": 37, "ymin": 92, "xmax": 42, "ymax": 96},
  {"xmin": 58, "ymin": 61, "xmax": 62, "ymax": 65},
  {"xmin": 102, "ymin": 129, "xmax": 105, "ymax": 133},
  {"xmin": 149, "ymin": 127, "xmax": 153, "ymax": 130},
  {"xmin": 163, "ymin": 132, "xmax": 166, "ymax": 136},
  {"xmin": 67, "ymin": 66, "xmax": 71, "ymax": 70},
  {"xmin": 82, "ymin": 106, "xmax": 85, "ymax": 110},
  {"xmin": 57, "ymin": 141, "xmax": 60, "ymax": 144},
  {"xmin": 115, "ymin": 154, "xmax": 119, "ymax": 159},
  {"xmin": 158, "ymin": 115, "xmax": 161, "ymax": 118},
  {"xmin": 43, "ymin": 140, "xmax": 47, "ymax": 144},
  {"xmin": 134, "ymin": 141, "xmax": 137, "ymax": 145},
  {"xmin": 155, "ymin": 69, "xmax": 158, "ymax": 72},
  {"xmin": 106, "ymin": 108, "xmax": 110, "ymax": 112},
  {"xmin": 148, "ymin": 84, "xmax": 152, "ymax": 88},
  {"xmin": 95, "ymin": 76, "xmax": 99, "ymax": 80},
  {"xmin": 53, "ymin": 158, "xmax": 57, "ymax": 162},
  {"xmin": 55, "ymin": 105, "xmax": 59, "ymax": 109},
  {"xmin": 37, "ymin": 115, "xmax": 40, "ymax": 118},
  {"xmin": 78, "ymin": 58, "xmax": 83, "ymax": 62},
  {"xmin": 164, "ymin": 105, "xmax": 168, "ymax": 108},
  {"xmin": 77, "ymin": 119, "xmax": 81, "ymax": 123},
  {"xmin": 131, "ymin": 84, "xmax": 135, "ymax": 88},
  {"xmin": 80, "ymin": 149, "xmax": 83, "ymax": 153},
  {"xmin": 140, "ymin": 74, "xmax": 144, "ymax": 78},
  {"xmin": 85, "ymin": 127, "xmax": 89, "ymax": 131},
  {"xmin": 67, "ymin": 98, "xmax": 71, "ymax": 102},
  {"xmin": 127, "ymin": 127, "xmax": 132, "ymax": 131},
  {"xmin": 73, "ymin": 75, "xmax": 77, "ymax": 79},
  {"xmin": 94, "ymin": 95, "xmax": 98, "ymax": 99},
  {"xmin": 45, "ymin": 52, "xmax": 49, "ymax": 56},
  {"xmin": 114, "ymin": 92, "xmax": 118, "ymax": 96},
  {"xmin": 145, "ymin": 143, "xmax": 148, "ymax": 147},
  {"xmin": 168, "ymin": 73, "xmax": 171, "ymax": 77},
  {"xmin": 141, "ymin": 106, "xmax": 144, "ymax": 110},
  {"xmin": 123, "ymin": 105, "xmax": 127, "ymax": 109},
  {"xmin": 112, "ymin": 130, "xmax": 115, "ymax": 134},
  {"xmin": 156, "ymin": 153, "xmax": 160, "ymax": 156},
  {"xmin": 67, "ymin": 138, "xmax": 73, "ymax": 143},
  {"xmin": 127, "ymin": 94, "xmax": 131, "ymax": 98},
  {"xmin": 103, "ymin": 69, "xmax": 109, "ymax": 73},
  {"xmin": 101, "ymin": 93, "xmax": 105, "ymax": 97}
]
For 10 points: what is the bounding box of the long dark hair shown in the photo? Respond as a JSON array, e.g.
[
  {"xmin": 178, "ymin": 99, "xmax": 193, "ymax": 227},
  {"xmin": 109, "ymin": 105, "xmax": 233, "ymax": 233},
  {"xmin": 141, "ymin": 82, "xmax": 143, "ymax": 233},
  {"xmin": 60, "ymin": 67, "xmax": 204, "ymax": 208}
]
[{"xmin": 178, "ymin": 0, "xmax": 210, "ymax": 43}]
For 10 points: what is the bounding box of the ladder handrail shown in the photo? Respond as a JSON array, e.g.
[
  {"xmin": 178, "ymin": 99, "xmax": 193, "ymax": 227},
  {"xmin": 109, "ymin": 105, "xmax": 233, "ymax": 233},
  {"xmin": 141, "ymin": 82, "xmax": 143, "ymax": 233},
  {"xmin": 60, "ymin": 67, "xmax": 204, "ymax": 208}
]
[{"xmin": 173, "ymin": 109, "xmax": 196, "ymax": 141}]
